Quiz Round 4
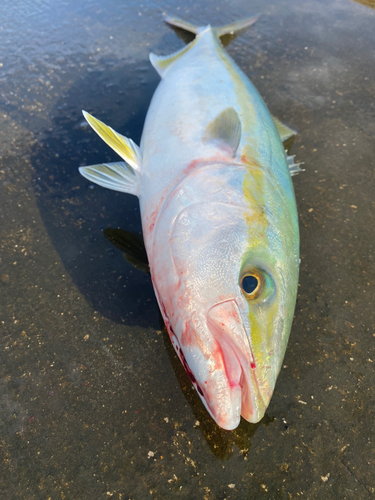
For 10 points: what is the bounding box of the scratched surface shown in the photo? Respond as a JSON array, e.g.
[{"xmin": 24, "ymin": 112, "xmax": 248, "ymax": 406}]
[{"xmin": 0, "ymin": 0, "xmax": 374, "ymax": 498}]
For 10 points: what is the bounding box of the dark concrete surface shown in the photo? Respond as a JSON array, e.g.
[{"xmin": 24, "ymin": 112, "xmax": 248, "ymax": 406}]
[{"xmin": 0, "ymin": 0, "xmax": 374, "ymax": 498}]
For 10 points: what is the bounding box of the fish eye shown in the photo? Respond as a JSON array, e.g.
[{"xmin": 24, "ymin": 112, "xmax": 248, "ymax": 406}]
[
  {"xmin": 240, "ymin": 271, "xmax": 262, "ymax": 299},
  {"xmin": 242, "ymin": 275, "xmax": 258, "ymax": 294}
]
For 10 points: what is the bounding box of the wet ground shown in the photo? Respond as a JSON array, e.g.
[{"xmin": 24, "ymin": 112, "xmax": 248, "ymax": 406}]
[{"xmin": 1, "ymin": 0, "xmax": 374, "ymax": 498}]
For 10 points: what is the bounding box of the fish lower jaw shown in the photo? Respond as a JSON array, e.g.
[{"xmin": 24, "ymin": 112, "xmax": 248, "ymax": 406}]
[
  {"xmin": 198, "ymin": 376, "xmax": 267, "ymax": 430},
  {"xmin": 196, "ymin": 345, "xmax": 268, "ymax": 429},
  {"xmin": 200, "ymin": 385, "xmax": 242, "ymax": 431}
]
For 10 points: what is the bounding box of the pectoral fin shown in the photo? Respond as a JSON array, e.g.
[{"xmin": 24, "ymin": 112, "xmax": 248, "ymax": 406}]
[
  {"xmin": 103, "ymin": 228, "xmax": 149, "ymax": 274},
  {"xmin": 203, "ymin": 107, "xmax": 241, "ymax": 157},
  {"xmin": 82, "ymin": 111, "xmax": 142, "ymax": 171},
  {"xmin": 79, "ymin": 162, "xmax": 140, "ymax": 195}
]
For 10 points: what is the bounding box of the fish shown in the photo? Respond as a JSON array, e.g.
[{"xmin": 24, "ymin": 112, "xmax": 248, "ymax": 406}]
[{"xmin": 79, "ymin": 15, "xmax": 303, "ymax": 430}]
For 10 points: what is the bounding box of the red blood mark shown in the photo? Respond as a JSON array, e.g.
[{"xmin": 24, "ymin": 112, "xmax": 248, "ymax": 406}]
[
  {"xmin": 152, "ymin": 282, "xmax": 204, "ymax": 397},
  {"xmin": 180, "ymin": 350, "xmax": 204, "ymax": 396},
  {"xmin": 147, "ymin": 194, "xmax": 167, "ymax": 236},
  {"xmin": 240, "ymin": 154, "xmax": 256, "ymax": 166},
  {"xmin": 197, "ymin": 385, "xmax": 204, "ymax": 397},
  {"xmin": 183, "ymin": 154, "xmax": 233, "ymax": 176},
  {"xmin": 148, "ymin": 210, "xmax": 157, "ymax": 234},
  {"xmin": 251, "ymin": 361, "xmax": 256, "ymax": 369},
  {"xmin": 183, "ymin": 158, "xmax": 202, "ymax": 175},
  {"xmin": 212, "ymin": 339, "xmax": 237, "ymax": 389},
  {"xmin": 179, "ymin": 349, "xmax": 196, "ymax": 384},
  {"xmin": 181, "ymin": 321, "xmax": 194, "ymax": 347},
  {"xmin": 28, "ymin": 417, "xmax": 34, "ymax": 422},
  {"xmin": 157, "ymin": 296, "xmax": 176, "ymax": 343}
]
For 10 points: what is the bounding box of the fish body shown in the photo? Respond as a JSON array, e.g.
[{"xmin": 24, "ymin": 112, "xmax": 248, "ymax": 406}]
[{"xmin": 79, "ymin": 16, "xmax": 301, "ymax": 430}]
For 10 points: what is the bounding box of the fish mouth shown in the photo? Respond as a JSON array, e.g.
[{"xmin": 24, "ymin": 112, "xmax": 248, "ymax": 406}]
[{"xmin": 206, "ymin": 300, "xmax": 268, "ymax": 429}]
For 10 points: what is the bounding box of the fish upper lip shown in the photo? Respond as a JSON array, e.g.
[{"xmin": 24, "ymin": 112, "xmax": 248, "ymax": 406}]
[{"xmin": 207, "ymin": 299, "xmax": 267, "ymax": 422}]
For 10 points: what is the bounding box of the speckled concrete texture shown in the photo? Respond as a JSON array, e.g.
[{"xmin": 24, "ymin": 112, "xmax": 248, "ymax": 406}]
[{"xmin": 0, "ymin": 0, "xmax": 374, "ymax": 498}]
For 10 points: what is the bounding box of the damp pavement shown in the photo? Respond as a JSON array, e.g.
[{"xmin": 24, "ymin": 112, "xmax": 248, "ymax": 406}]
[{"xmin": 0, "ymin": 0, "xmax": 374, "ymax": 498}]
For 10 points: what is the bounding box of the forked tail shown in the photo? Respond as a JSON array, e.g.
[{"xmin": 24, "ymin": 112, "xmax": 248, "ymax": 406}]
[
  {"xmin": 164, "ymin": 13, "xmax": 259, "ymax": 42},
  {"xmin": 149, "ymin": 14, "xmax": 259, "ymax": 77}
]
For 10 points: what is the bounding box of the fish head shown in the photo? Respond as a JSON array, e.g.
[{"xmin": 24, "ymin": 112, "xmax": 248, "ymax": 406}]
[{"xmin": 153, "ymin": 165, "xmax": 299, "ymax": 430}]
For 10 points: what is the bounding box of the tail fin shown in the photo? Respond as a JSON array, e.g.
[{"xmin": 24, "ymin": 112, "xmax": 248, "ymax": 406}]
[
  {"xmin": 150, "ymin": 14, "xmax": 259, "ymax": 77},
  {"xmin": 214, "ymin": 16, "xmax": 259, "ymax": 38},
  {"xmin": 164, "ymin": 14, "xmax": 259, "ymax": 41}
]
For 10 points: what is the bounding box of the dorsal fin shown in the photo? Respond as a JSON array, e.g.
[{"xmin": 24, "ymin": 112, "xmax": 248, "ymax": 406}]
[{"xmin": 203, "ymin": 107, "xmax": 241, "ymax": 156}]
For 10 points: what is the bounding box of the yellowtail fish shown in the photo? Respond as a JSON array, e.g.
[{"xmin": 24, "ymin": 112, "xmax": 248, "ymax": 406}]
[{"xmin": 79, "ymin": 15, "xmax": 303, "ymax": 430}]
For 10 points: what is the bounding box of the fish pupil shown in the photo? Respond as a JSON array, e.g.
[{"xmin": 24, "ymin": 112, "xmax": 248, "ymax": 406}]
[{"xmin": 242, "ymin": 275, "xmax": 258, "ymax": 294}]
